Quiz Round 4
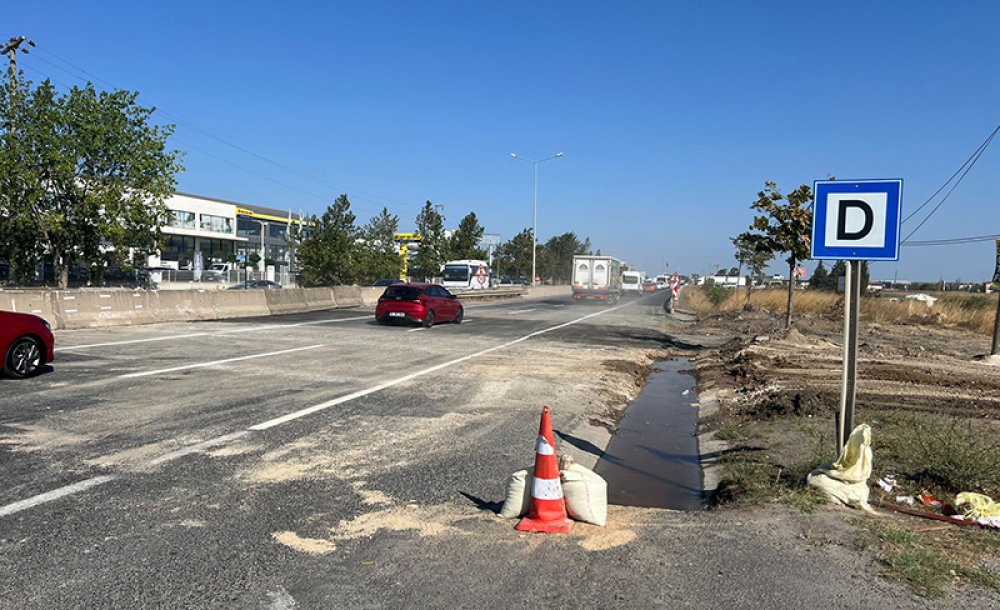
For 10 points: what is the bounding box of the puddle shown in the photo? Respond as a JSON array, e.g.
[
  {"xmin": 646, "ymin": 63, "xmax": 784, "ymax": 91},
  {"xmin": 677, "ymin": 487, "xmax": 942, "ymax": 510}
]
[{"xmin": 593, "ymin": 359, "xmax": 704, "ymax": 510}]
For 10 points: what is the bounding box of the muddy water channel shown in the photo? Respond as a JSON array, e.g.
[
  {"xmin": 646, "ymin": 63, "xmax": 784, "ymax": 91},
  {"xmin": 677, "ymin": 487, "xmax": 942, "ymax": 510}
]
[{"xmin": 594, "ymin": 359, "xmax": 705, "ymax": 510}]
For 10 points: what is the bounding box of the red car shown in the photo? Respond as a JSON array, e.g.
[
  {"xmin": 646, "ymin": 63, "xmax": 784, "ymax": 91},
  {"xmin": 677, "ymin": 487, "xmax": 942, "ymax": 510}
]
[
  {"xmin": 642, "ymin": 281, "xmax": 657, "ymax": 293},
  {"xmin": 375, "ymin": 283, "xmax": 464, "ymax": 328},
  {"xmin": 1, "ymin": 311, "xmax": 55, "ymax": 379}
]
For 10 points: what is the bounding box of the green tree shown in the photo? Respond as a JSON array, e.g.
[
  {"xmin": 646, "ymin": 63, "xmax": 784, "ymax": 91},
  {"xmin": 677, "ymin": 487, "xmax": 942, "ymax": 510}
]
[
  {"xmin": 358, "ymin": 207, "xmax": 401, "ymax": 283},
  {"xmin": 539, "ymin": 232, "xmax": 591, "ymax": 283},
  {"xmin": 494, "ymin": 228, "xmax": 533, "ymax": 278},
  {"xmin": 412, "ymin": 201, "xmax": 447, "ymax": 281},
  {"xmin": 810, "ymin": 261, "xmax": 834, "ymax": 291},
  {"xmin": 447, "ymin": 212, "xmax": 486, "ymax": 261},
  {"xmin": 294, "ymin": 194, "xmax": 360, "ymax": 286},
  {"xmin": 2, "ymin": 79, "xmax": 182, "ymax": 287},
  {"xmin": 829, "ymin": 260, "xmax": 870, "ymax": 294},
  {"xmin": 732, "ymin": 231, "xmax": 773, "ymax": 309},
  {"xmin": 749, "ymin": 181, "xmax": 813, "ymax": 328}
]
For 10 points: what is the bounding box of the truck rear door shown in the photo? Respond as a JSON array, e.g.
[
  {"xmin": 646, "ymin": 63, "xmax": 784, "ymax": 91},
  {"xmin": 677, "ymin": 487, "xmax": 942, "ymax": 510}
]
[
  {"xmin": 574, "ymin": 258, "xmax": 593, "ymax": 289},
  {"xmin": 592, "ymin": 260, "xmax": 610, "ymax": 289}
]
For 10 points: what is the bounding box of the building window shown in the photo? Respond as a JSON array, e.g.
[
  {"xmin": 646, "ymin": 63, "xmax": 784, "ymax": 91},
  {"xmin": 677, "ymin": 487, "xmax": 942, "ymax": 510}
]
[
  {"xmin": 200, "ymin": 214, "xmax": 233, "ymax": 234},
  {"xmin": 167, "ymin": 209, "xmax": 196, "ymax": 229},
  {"xmin": 200, "ymin": 238, "xmax": 233, "ymax": 263},
  {"xmin": 269, "ymin": 224, "xmax": 288, "ymax": 240},
  {"xmin": 237, "ymin": 218, "xmax": 260, "ymax": 237},
  {"xmin": 162, "ymin": 234, "xmax": 195, "ymax": 264}
]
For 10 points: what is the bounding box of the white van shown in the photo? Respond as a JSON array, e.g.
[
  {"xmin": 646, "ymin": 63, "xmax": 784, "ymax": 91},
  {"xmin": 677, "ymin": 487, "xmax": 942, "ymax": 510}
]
[
  {"xmin": 441, "ymin": 259, "xmax": 491, "ymax": 291},
  {"xmin": 621, "ymin": 270, "xmax": 643, "ymax": 295}
]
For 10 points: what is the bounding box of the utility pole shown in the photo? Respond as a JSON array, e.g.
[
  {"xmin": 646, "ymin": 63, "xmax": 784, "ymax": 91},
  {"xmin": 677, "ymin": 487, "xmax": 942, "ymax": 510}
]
[
  {"xmin": 3, "ymin": 36, "xmax": 34, "ymax": 126},
  {"xmin": 3, "ymin": 35, "xmax": 34, "ymax": 95}
]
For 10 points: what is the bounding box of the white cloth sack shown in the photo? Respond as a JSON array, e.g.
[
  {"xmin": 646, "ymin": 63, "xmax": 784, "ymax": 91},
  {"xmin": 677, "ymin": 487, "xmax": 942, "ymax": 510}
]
[
  {"xmin": 561, "ymin": 463, "xmax": 608, "ymax": 526},
  {"xmin": 807, "ymin": 424, "xmax": 875, "ymax": 512},
  {"xmin": 498, "ymin": 469, "xmax": 532, "ymax": 519}
]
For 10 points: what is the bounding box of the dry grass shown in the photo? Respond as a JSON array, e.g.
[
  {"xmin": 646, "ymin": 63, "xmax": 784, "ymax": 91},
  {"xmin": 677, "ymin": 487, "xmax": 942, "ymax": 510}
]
[{"xmin": 682, "ymin": 287, "xmax": 997, "ymax": 336}]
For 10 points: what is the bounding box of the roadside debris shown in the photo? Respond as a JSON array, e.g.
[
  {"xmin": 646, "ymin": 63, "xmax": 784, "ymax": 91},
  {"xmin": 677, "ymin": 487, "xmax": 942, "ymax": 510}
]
[
  {"xmin": 806, "ymin": 424, "xmax": 874, "ymax": 512},
  {"xmin": 955, "ymin": 492, "xmax": 1000, "ymax": 528}
]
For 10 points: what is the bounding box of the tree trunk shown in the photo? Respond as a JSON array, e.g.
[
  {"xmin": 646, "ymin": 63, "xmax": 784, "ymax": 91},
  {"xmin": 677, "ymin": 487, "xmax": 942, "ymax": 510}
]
[
  {"xmin": 744, "ymin": 271, "xmax": 753, "ymax": 310},
  {"xmin": 785, "ymin": 258, "xmax": 795, "ymax": 329}
]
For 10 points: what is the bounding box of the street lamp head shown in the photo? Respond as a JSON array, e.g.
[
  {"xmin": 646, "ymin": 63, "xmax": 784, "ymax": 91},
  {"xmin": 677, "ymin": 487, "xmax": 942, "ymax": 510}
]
[
  {"xmin": 510, "ymin": 153, "xmax": 518, "ymax": 158},
  {"xmin": 556, "ymin": 152, "xmax": 564, "ymax": 157}
]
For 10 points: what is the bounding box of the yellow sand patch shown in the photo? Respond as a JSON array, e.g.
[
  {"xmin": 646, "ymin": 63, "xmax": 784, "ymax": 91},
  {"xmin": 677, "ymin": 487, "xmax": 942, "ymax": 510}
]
[{"xmin": 272, "ymin": 531, "xmax": 336, "ymax": 555}]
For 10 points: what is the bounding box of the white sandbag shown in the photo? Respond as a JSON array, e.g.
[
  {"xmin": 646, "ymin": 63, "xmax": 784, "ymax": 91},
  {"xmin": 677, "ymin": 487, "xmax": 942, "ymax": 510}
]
[
  {"xmin": 561, "ymin": 463, "xmax": 608, "ymax": 526},
  {"xmin": 807, "ymin": 423, "xmax": 875, "ymax": 512},
  {"xmin": 498, "ymin": 469, "xmax": 532, "ymax": 519}
]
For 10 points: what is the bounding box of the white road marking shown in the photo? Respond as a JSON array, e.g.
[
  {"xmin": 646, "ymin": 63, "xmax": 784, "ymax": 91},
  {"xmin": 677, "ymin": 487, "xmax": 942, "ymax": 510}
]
[
  {"xmin": 0, "ymin": 475, "xmax": 117, "ymax": 518},
  {"xmin": 120, "ymin": 345, "xmax": 323, "ymax": 378},
  {"xmin": 249, "ymin": 300, "xmax": 631, "ymax": 431},
  {"xmin": 0, "ymin": 298, "xmax": 639, "ymax": 519},
  {"xmin": 506, "ymin": 308, "xmax": 536, "ymax": 315},
  {"xmin": 408, "ymin": 327, "xmax": 426, "ymax": 332},
  {"xmin": 146, "ymin": 431, "xmax": 251, "ymax": 466},
  {"xmin": 55, "ymin": 316, "xmax": 369, "ymax": 352}
]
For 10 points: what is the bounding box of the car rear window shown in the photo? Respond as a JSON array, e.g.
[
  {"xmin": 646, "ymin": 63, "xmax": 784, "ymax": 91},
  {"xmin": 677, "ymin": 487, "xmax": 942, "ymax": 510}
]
[{"xmin": 383, "ymin": 286, "xmax": 423, "ymax": 300}]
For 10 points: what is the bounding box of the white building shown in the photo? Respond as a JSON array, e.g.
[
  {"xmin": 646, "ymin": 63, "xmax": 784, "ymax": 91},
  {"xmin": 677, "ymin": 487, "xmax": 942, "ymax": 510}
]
[{"xmin": 151, "ymin": 193, "xmax": 245, "ymax": 270}]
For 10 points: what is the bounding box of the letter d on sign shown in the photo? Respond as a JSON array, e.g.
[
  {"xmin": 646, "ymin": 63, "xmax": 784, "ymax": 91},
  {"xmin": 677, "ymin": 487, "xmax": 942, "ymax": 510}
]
[{"xmin": 837, "ymin": 200, "xmax": 874, "ymax": 240}]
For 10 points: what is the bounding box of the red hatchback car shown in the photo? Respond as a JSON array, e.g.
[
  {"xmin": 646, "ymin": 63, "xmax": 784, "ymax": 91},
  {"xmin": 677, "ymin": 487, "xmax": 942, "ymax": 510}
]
[
  {"xmin": 1, "ymin": 311, "xmax": 55, "ymax": 379},
  {"xmin": 375, "ymin": 283, "xmax": 464, "ymax": 328}
]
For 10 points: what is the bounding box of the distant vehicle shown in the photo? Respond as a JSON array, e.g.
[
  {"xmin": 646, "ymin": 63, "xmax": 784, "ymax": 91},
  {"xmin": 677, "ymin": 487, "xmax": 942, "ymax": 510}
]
[
  {"xmin": 655, "ymin": 274, "xmax": 669, "ymax": 290},
  {"xmin": 571, "ymin": 255, "xmax": 622, "ymax": 303},
  {"xmin": 203, "ymin": 262, "xmax": 235, "ymax": 282},
  {"xmin": 621, "ymin": 270, "xmax": 643, "ymax": 295},
  {"xmin": 497, "ymin": 275, "xmax": 528, "ymax": 287},
  {"xmin": 227, "ymin": 280, "xmax": 282, "ymax": 290},
  {"xmin": 375, "ymin": 283, "xmax": 464, "ymax": 328},
  {"xmin": 372, "ymin": 278, "xmax": 404, "ymax": 287},
  {"xmin": 642, "ymin": 280, "xmax": 657, "ymax": 293},
  {"xmin": 1, "ymin": 311, "xmax": 54, "ymax": 379},
  {"xmin": 441, "ymin": 259, "xmax": 491, "ymax": 291}
]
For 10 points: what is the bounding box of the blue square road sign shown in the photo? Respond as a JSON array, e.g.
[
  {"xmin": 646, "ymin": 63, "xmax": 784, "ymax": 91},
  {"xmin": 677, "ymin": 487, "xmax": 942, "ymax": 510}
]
[{"xmin": 811, "ymin": 179, "xmax": 902, "ymax": 261}]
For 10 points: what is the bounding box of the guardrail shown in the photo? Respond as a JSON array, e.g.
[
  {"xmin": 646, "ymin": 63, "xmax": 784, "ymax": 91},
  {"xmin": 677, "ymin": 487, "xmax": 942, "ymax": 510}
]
[{"xmin": 0, "ymin": 285, "xmax": 535, "ymax": 330}]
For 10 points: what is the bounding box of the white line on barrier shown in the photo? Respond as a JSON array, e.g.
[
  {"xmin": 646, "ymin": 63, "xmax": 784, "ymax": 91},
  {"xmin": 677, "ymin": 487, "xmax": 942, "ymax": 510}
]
[
  {"xmin": 0, "ymin": 476, "xmax": 116, "ymax": 518},
  {"xmin": 120, "ymin": 344, "xmax": 324, "ymax": 378},
  {"xmin": 55, "ymin": 316, "xmax": 370, "ymax": 352}
]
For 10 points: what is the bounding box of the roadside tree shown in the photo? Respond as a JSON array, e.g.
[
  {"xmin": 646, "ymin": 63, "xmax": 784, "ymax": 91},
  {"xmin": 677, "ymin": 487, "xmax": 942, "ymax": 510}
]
[
  {"xmin": 447, "ymin": 212, "xmax": 486, "ymax": 261},
  {"xmin": 749, "ymin": 181, "xmax": 813, "ymax": 328},
  {"xmin": 358, "ymin": 207, "xmax": 401, "ymax": 283},
  {"xmin": 1, "ymin": 79, "xmax": 182, "ymax": 287},
  {"xmin": 732, "ymin": 231, "xmax": 773, "ymax": 309},
  {"xmin": 810, "ymin": 261, "xmax": 834, "ymax": 291},
  {"xmin": 540, "ymin": 232, "xmax": 591, "ymax": 283},
  {"xmin": 494, "ymin": 228, "xmax": 533, "ymax": 279},
  {"xmin": 294, "ymin": 194, "xmax": 360, "ymax": 286},
  {"xmin": 411, "ymin": 201, "xmax": 448, "ymax": 281}
]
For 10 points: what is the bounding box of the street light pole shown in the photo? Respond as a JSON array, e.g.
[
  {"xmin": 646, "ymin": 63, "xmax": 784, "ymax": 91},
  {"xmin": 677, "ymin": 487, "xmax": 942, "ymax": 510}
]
[{"xmin": 510, "ymin": 151, "xmax": 564, "ymax": 287}]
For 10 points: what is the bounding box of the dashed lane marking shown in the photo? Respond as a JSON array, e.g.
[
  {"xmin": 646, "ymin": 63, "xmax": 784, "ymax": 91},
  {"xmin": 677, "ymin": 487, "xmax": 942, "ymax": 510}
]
[{"xmin": 119, "ymin": 345, "xmax": 324, "ymax": 378}]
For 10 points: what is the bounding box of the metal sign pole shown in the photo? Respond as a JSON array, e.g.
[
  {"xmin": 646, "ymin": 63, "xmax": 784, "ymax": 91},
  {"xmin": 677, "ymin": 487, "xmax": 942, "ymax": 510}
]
[
  {"xmin": 839, "ymin": 260, "xmax": 862, "ymax": 450},
  {"xmin": 992, "ymin": 239, "xmax": 1000, "ymax": 356}
]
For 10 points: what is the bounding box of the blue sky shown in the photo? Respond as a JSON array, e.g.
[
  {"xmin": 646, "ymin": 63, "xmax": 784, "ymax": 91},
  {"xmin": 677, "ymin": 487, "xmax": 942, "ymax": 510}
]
[{"xmin": 10, "ymin": 1, "xmax": 1000, "ymax": 281}]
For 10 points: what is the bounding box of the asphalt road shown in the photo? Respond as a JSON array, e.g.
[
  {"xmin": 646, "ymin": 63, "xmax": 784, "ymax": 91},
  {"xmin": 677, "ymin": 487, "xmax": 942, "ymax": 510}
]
[{"xmin": 1, "ymin": 292, "xmax": 991, "ymax": 609}]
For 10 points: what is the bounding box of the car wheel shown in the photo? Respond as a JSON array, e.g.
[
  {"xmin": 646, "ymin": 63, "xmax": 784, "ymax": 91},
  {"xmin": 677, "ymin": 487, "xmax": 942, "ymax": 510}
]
[
  {"xmin": 453, "ymin": 307, "xmax": 463, "ymax": 324},
  {"xmin": 5, "ymin": 337, "xmax": 42, "ymax": 379},
  {"xmin": 422, "ymin": 310, "xmax": 436, "ymax": 328}
]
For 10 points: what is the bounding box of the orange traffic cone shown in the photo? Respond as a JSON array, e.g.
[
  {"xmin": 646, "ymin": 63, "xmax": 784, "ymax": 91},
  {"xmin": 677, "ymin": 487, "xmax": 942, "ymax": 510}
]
[{"xmin": 515, "ymin": 406, "xmax": 574, "ymax": 533}]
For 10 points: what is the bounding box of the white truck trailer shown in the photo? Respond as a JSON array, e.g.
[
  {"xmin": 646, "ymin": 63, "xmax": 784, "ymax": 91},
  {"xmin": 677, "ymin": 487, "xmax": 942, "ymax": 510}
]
[{"xmin": 572, "ymin": 255, "xmax": 623, "ymax": 303}]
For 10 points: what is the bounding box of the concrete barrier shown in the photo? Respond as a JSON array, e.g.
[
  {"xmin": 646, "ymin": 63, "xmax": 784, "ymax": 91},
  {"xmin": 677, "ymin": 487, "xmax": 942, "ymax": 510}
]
[
  {"xmin": 0, "ymin": 290, "xmax": 59, "ymax": 327},
  {"xmin": 360, "ymin": 287, "xmax": 383, "ymax": 307},
  {"xmin": 303, "ymin": 288, "xmax": 338, "ymax": 311},
  {"xmin": 265, "ymin": 288, "xmax": 309, "ymax": 315},
  {"xmin": 210, "ymin": 290, "xmax": 270, "ymax": 319},
  {"xmin": 332, "ymin": 286, "xmax": 363, "ymax": 308}
]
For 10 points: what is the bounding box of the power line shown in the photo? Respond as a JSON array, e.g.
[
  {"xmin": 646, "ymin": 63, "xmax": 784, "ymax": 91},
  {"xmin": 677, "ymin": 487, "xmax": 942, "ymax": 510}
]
[
  {"xmin": 902, "ymin": 233, "xmax": 1000, "ymax": 247},
  {"xmin": 900, "ymin": 124, "xmax": 999, "ymax": 244},
  {"xmin": 901, "ymin": 124, "xmax": 1000, "ymax": 225},
  {"xmin": 21, "ymin": 46, "xmax": 420, "ymax": 218}
]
